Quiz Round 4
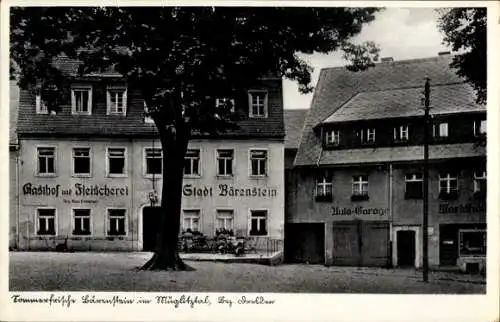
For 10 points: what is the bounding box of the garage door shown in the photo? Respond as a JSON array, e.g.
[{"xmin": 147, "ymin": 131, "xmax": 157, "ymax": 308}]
[{"xmin": 284, "ymin": 223, "xmax": 325, "ymax": 264}]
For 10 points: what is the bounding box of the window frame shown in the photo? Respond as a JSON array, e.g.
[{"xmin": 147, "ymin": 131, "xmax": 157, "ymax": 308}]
[
  {"xmin": 315, "ymin": 173, "xmax": 333, "ymax": 201},
  {"xmin": 106, "ymin": 208, "xmax": 128, "ymax": 237},
  {"xmin": 325, "ymin": 129, "xmax": 340, "ymax": 146},
  {"xmin": 143, "ymin": 147, "xmax": 163, "ymax": 178},
  {"xmin": 473, "ymin": 119, "xmax": 487, "ymax": 136},
  {"xmin": 458, "ymin": 229, "xmax": 486, "ymax": 257},
  {"xmin": 184, "ymin": 148, "xmax": 201, "ymax": 178},
  {"xmin": 106, "ymin": 85, "xmax": 128, "ymax": 116},
  {"xmin": 106, "ymin": 147, "xmax": 128, "ymax": 177},
  {"xmin": 473, "ymin": 169, "xmax": 486, "ymax": 195},
  {"xmin": 72, "ymin": 208, "xmax": 92, "ymax": 236},
  {"xmin": 359, "ymin": 128, "xmax": 376, "ymax": 145},
  {"xmin": 215, "ymin": 97, "xmax": 236, "ymax": 113},
  {"xmin": 182, "ymin": 209, "xmax": 201, "ymax": 232},
  {"xmin": 216, "ymin": 209, "xmax": 234, "ymax": 232},
  {"xmin": 72, "ymin": 147, "xmax": 92, "ymax": 177},
  {"xmin": 404, "ymin": 173, "xmax": 423, "ymax": 199},
  {"xmin": 249, "ymin": 149, "xmax": 268, "ymax": 177},
  {"xmin": 248, "ymin": 90, "xmax": 268, "ymax": 118},
  {"xmin": 36, "ymin": 146, "xmax": 57, "ymax": 177},
  {"xmin": 351, "ymin": 175, "xmax": 369, "ymax": 201},
  {"xmin": 144, "ymin": 101, "xmax": 155, "ymax": 124},
  {"xmin": 394, "ymin": 125, "xmax": 409, "ymax": 142},
  {"xmin": 35, "ymin": 94, "xmax": 49, "ymax": 114},
  {"xmin": 36, "ymin": 207, "xmax": 57, "ymax": 236},
  {"xmin": 71, "ymin": 84, "xmax": 93, "ymax": 115},
  {"xmin": 249, "ymin": 209, "xmax": 268, "ymax": 237},
  {"xmin": 433, "ymin": 122, "xmax": 449, "ymax": 139},
  {"xmin": 216, "ymin": 148, "xmax": 234, "ymax": 177},
  {"xmin": 439, "ymin": 172, "xmax": 459, "ymax": 199}
]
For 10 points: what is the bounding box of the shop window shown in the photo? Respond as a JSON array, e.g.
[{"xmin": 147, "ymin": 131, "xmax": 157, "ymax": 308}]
[
  {"xmin": 250, "ymin": 210, "xmax": 267, "ymax": 236},
  {"xmin": 473, "ymin": 169, "xmax": 486, "ymax": 199},
  {"xmin": 215, "ymin": 98, "xmax": 235, "ymax": 113},
  {"xmin": 107, "ymin": 86, "xmax": 127, "ymax": 115},
  {"xmin": 250, "ymin": 150, "xmax": 267, "ymax": 176},
  {"xmin": 71, "ymin": 85, "xmax": 92, "ymax": 115},
  {"xmin": 473, "ymin": 119, "xmax": 487, "ymax": 136},
  {"xmin": 183, "ymin": 209, "xmax": 200, "ymax": 232},
  {"xmin": 73, "ymin": 209, "xmax": 91, "ymax": 236},
  {"xmin": 433, "ymin": 122, "xmax": 448, "ymax": 139},
  {"xmin": 324, "ymin": 130, "xmax": 340, "ymax": 147},
  {"xmin": 248, "ymin": 91, "xmax": 268, "ymax": 118},
  {"xmin": 459, "ymin": 230, "xmax": 486, "ymax": 256},
  {"xmin": 439, "ymin": 172, "xmax": 458, "ymax": 200},
  {"xmin": 315, "ymin": 175, "xmax": 333, "ymax": 202},
  {"xmin": 37, "ymin": 147, "xmax": 56, "ymax": 175},
  {"xmin": 37, "ymin": 208, "xmax": 56, "ymax": 236},
  {"xmin": 107, "ymin": 147, "xmax": 127, "ymax": 176},
  {"xmin": 73, "ymin": 148, "xmax": 91, "ymax": 176},
  {"xmin": 357, "ymin": 128, "xmax": 375, "ymax": 145},
  {"xmin": 107, "ymin": 209, "xmax": 126, "ymax": 236},
  {"xmin": 404, "ymin": 173, "xmax": 423, "ymax": 199},
  {"xmin": 351, "ymin": 175, "xmax": 369, "ymax": 201},
  {"xmin": 184, "ymin": 149, "xmax": 200, "ymax": 177},
  {"xmin": 216, "ymin": 210, "xmax": 234, "ymax": 233},
  {"xmin": 217, "ymin": 149, "xmax": 233, "ymax": 176},
  {"xmin": 394, "ymin": 125, "xmax": 409, "ymax": 142},
  {"xmin": 145, "ymin": 148, "xmax": 163, "ymax": 176}
]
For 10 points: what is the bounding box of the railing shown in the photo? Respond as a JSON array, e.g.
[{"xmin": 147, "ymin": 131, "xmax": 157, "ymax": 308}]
[{"xmin": 177, "ymin": 235, "xmax": 283, "ymax": 256}]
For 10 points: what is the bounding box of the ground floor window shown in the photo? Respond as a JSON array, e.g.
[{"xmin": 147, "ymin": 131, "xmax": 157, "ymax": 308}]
[
  {"xmin": 73, "ymin": 209, "xmax": 91, "ymax": 236},
  {"xmin": 107, "ymin": 209, "xmax": 126, "ymax": 236},
  {"xmin": 183, "ymin": 209, "xmax": 200, "ymax": 232},
  {"xmin": 459, "ymin": 229, "xmax": 486, "ymax": 256},
  {"xmin": 250, "ymin": 210, "xmax": 267, "ymax": 236},
  {"xmin": 37, "ymin": 208, "xmax": 56, "ymax": 235},
  {"xmin": 216, "ymin": 209, "xmax": 234, "ymax": 234}
]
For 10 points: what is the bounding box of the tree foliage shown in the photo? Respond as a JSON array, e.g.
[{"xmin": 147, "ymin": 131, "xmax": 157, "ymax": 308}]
[{"xmin": 437, "ymin": 8, "xmax": 486, "ymax": 104}]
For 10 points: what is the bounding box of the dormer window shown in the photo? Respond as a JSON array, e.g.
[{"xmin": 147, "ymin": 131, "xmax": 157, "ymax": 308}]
[
  {"xmin": 71, "ymin": 85, "xmax": 92, "ymax": 115},
  {"xmin": 144, "ymin": 101, "xmax": 154, "ymax": 124},
  {"xmin": 215, "ymin": 98, "xmax": 235, "ymax": 113},
  {"xmin": 394, "ymin": 125, "xmax": 409, "ymax": 142},
  {"xmin": 35, "ymin": 94, "xmax": 48, "ymax": 114},
  {"xmin": 324, "ymin": 130, "xmax": 340, "ymax": 146},
  {"xmin": 473, "ymin": 119, "xmax": 486, "ymax": 136},
  {"xmin": 433, "ymin": 122, "xmax": 448, "ymax": 139},
  {"xmin": 248, "ymin": 90, "xmax": 268, "ymax": 118},
  {"xmin": 107, "ymin": 86, "xmax": 127, "ymax": 115},
  {"xmin": 358, "ymin": 128, "xmax": 375, "ymax": 144}
]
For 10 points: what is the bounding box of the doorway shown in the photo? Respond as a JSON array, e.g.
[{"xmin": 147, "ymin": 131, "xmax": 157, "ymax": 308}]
[
  {"xmin": 397, "ymin": 230, "xmax": 416, "ymax": 267},
  {"xmin": 142, "ymin": 207, "xmax": 161, "ymax": 252},
  {"xmin": 284, "ymin": 223, "xmax": 325, "ymax": 264}
]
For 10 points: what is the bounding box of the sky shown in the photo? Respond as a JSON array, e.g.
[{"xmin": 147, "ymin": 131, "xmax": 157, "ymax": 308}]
[{"xmin": 283, "ymin": 7, "xmax": 450, "ymax": 110}]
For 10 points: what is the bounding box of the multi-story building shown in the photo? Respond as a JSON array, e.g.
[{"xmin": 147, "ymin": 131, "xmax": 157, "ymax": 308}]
[
  {"xmin": 288, "ymin": 54, "xmax": 486, "ymax": 270},
  {"xmin": 9, "ymin": 81, "xmax": 20, "ymax": 249},
  {"xmin": 13, "ymin": 57, "xmax": 285, "ymax": 251}
]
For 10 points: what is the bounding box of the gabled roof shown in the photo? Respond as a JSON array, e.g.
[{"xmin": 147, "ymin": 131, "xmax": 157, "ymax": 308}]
[
  {"xmin": 295, "ymin": 55, "xmax": 485, "ymax": 166},
  {"xmin": 10, "ymin": 81, "xmax": 19, "ymax": 146},
  {"xmin": 284, "ymin": 109, "xmax": 308, "ymax": 149}
]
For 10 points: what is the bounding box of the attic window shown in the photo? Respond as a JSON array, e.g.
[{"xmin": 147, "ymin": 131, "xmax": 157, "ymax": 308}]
[
  {"xmin": 107, "ymin": 86, "xmax": 127, "ymax": 115},
  {"xmin": 35, "ymin": 94, "xmax": 48, "ymax": 114},
  {"xmin": 215, "ymin": 98, "xmax": 235, "ymax": 113},
  {"xmin": 248, "ymin": 90, "xmax": 268, "ymax": 118},
  {"xmin": 144, "ymin": 101, "xmax": 154, "ymax": 124},
  {"xmin": 71, "ymin": 84, "xmax": 92, "ymax": 115},
  {"xmin": 324, "ymin": 130, "xmax": 340, "ymax": 146}
]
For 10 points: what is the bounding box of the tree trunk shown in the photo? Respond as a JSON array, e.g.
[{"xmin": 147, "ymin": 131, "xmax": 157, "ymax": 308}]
[{"xmin": 140, "ymin": 122, "xmax": 194, "ymax": 271}]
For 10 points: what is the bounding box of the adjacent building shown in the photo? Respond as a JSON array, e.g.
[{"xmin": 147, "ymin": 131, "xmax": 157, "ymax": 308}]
[
  {"xmin": 288, "ymin": 54, "xmax": 486, "ymax": 270},
  {"xmin": 13, "ymin": 57, "xmax": 285, "ymax": 251}
]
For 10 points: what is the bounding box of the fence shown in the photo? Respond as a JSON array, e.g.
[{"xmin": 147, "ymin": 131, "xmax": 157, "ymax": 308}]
[{"xmin": 178, "ymin": 236, "xmax": 283, "ymax": 256}]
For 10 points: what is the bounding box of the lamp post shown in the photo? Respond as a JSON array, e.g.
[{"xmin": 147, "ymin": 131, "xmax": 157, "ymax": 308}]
[{"xmin": 422, "ymin": 77, "xmax": 431, "ymax": 282}]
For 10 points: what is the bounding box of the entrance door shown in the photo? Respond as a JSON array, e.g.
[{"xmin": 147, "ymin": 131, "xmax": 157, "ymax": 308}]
[
  {"xmin": 397, "ymin": 230, "xmax": 416, "ymax": 267},
  {"xmin": 361, "ymin": 222, "xmax": 390, "ymax": 267},
  {"xmin": 143, "ymin": 207, "xmax": 161, "ymax": 252}
]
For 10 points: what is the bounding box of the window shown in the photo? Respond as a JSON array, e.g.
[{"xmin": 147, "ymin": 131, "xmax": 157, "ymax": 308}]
[
  {"xmin": 37, "ymin": 147, "xmax": 56, "ymax": 175},
  {"xmin": 433, "ymin": 122, "xmax": 448, "ymax": 138},
  {"xmin": 474, "ymin": 119, "xmax": 487, "ymax": 136},
  {"xmin": 459, "ymin": 230, "xmax": 486, "ymax": 256},
  {"xmin": 73, "ymin": 148, "xmax": 91, "ymax": 176},
  {"xmin": 405, "ymin": 173, "xmax": 423, "ymax": 199},
  {"xmin": 107, "ymin": 209, "xmax": 126, "ymax": 236},
  {"xmin": 107, "ymin": 148, "xmax": 126, "ymax": 176},
  {"xmin": 145, "ymin": 148, "xmax": 163, "ymax": 176},
  {"xmin": 316, "ymin": 175, "xmax": 333, "ymax": 201},
  {"xmin": 37, "ymin": 208, "xmax": 56, "ymax": 236},
  {"xmin": 184, "ymin": 149, "xmax": 200, "ymax": 176},
  {"xmin": 250, "ymin": 150, "xmax": 267, "ymax": 176},
  {"xmin": 183, "ymin": 209, "xmax": 200, "ymax": 232},
  {"xmin": 217, "ymin": 149, "xmax": 233, "ymax": 176},
  {"xmin": 394, "ymin": 125, "xmax": 409, "ymax": 142},
  {"xmin": 439, "ymin": 172, "xmax": 458, "ymax": 199},
  {"xmin": 71, "ymin": 85, "xmax": 92, "ymax": 115},
  {"xmin": 358, "ymin": 128, "xmax": 376, "ymax": 144},
  {"xmin": 250, "ymin": 210, "xmax": 267, "ymax": 236},
  {"xmin": 107, "ymin": 86, "xmax": 127, "ymax": 115},
  {"xmin": 216, "ymin": 210, "xmax": 234, "ymax": 232},
  {"xmin": 248, "ymin": 91, "xmax": 268, "ymax": 117},
  {"xmin": 325, "ymin": 130, "xmax": 340, "ymax": 146},
  {"xmin": 352, "ymin": 175, "xmax": 369, "ymax": 201},
  {"xmin": 474, "ymin": 169, "xmax": 486, "ymax": 198},
  {"xmin": 73, "ymin": 209, "xmax": 91, "ymax": 236},
  {"xmin": 35, "ymin": 94, "xmax": 48, "ymax": 114},
  {"xmin": 215, "ymin": 98, "xmax": 235, "ymax": 112}
]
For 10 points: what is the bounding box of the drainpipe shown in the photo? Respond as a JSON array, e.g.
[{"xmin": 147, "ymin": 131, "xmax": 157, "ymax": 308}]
[
  {"xmin": 388, "ymin": 163, "xmax": 393, "ymax": 268},
  {"xmin": 16, "ymin": 153, "xmax": 20, "ymax": 249}
]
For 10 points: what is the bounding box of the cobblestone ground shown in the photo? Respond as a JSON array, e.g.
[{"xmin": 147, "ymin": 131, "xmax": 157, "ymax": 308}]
[{"xmin": 9, "ymin": 252, "xmax": 485, "ymax": 293}]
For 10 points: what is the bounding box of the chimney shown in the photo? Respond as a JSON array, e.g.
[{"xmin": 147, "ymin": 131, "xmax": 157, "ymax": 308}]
[
  {"xmin": 438, "ymin": 51, "xmax": 451, "ymax": 56},
  {"xmin": 381, "ymin": 57, "xmax": 394, "ymax": 63}
]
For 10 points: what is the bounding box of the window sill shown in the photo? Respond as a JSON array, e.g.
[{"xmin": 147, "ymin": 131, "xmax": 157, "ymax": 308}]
[
  {"xmin": 315, "ymin": 195, "xmax": 333, "ymax": 202},
  {"xmin": 249, "ymin": 174, "xmax": 268, "ymax": 179},
  {"xmin": 351, "ymin": 194, "xmax": 369, "ymax": 202},
  {"xmin": 36, "ymin": 233, "xmax": 56, "ymax": 237},
  {"xmin": 249, "ymin": 232, "xmax": 268, "ymax": 237},
  {"xmin": 184, "ymin": 174, "xmax": 202, "ymax": 179},
  {"xmin": 106, "ymin": 234, "xmax": 127, "ymax": 239},
  {"xmin": 71, "ymin": 112, "xmax": 92, "ymax": 116},
  {"xmin": 216, "ymin": 175, "xmax": 234, "ymax": 179},
  {"xmin": 248, "ymin": 115, "xmax": 268, "ymax": 119},
  {"xmin": 145, "ymin": 174, "xmax": 163, "ymax": 179},
  {"xmin": 107, "ymin": 173, "xmax": 128, "ymax": 178},
  {"xmin": 72, "ymin": 232, "xmax": 92, "ymax": 237},
  {"xmin": 36, "ymin": 173, "xmax": 57, "ymax": 178},
  {"xmin": 107, "ymin": 112, "xmax": 127, "ymax": 117},
  {"xmin": 72, "ymin": 174, "xmax": 92, "ymax": 178}
]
